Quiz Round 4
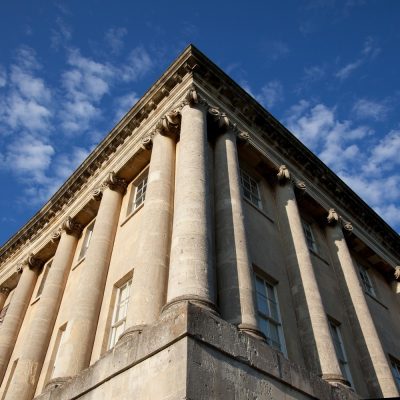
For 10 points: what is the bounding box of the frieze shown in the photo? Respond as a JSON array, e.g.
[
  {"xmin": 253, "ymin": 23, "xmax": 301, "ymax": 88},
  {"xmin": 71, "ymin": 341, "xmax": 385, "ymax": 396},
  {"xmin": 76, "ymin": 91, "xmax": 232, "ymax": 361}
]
[{"xmin": 0, "ymin": 44, "xmax": 399, "ymax": 270}]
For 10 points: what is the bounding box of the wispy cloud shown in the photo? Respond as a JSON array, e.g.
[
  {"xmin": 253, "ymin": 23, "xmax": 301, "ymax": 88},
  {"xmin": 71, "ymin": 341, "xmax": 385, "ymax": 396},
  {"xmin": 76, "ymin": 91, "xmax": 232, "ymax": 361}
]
[
  {"xmin": 262, "ymin": 40, "xmax": 290, "ymax": 61},
  {"xmin": 335, "ymin": 59, "xmax": 363, "ymax": 80},
  {"xmin": 352, "ymin": 98, "xmax": 390, "ymax": 121},
  {"xmin": 114, "ymin": 92, "xmax": 139, "ymax": 121},
  {"xmin": 51, "ymin": 17, "xmax": 73, "ymax": 50},
  {"xmin": 105, "ymin": 27, "xmax": 127, "ymax": 55},
  {"xmin": 256, "ymin": 80, "xmax": 284, "ymax": 109},
  {"xmin": 335, "ymin": 36, "xmax": 380, "ymax": 80}
]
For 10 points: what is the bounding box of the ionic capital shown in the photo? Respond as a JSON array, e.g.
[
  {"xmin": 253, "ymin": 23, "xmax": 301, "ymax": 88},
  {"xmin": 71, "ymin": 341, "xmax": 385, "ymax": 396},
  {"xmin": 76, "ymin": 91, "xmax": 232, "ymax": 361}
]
[
  {"xmin": 327, "ymin": 208, "xmax": 340, "ymax": 226},
  {"xmin": 237, "ymin": 131, "xmax": 250, "ymax": 145},
  {"xmin": 208, "ymin": 107, "xmax": 230, "ymax": 133},
  {"xmin": 277, "ymin": 165, "xmax": 291, "ymax": 184},
  {"xmin": 141, "ymin": 135, "xmax": 153, "ymax": 150},
  {"xmin": 51, "ymin": 229, "xmax": 62, "ymax": 243},
  {"xmin": 0, "ymin": 287, "xmax": 10, "ymax": 295},
  {"xmin": 62, "ymin": 217, "xmax": 83, "ymax": 237},
  {"xmin": 92, "ymin": 172, "xmax": 127, "ymax": 200},
  {"xmin": 25, "ymin": 253, "xmax": 44, "ymax": 269},
  {"xmin": 156, "ymin": 110, "xmax": 181, "ymax": 136},
  {"xmin": 294, "ymin": 180, "xmax": 307, "ymax": 194},
  {"xmin": 394, "ymin": 266, "xmax": 400, "ymax": 281},
  {"xmin": 342, "ymin": 220, "xmax": 353, "ymax": 232},
  {"xmin": 181, "ymin": 86, "xmax": 208, "ymax": 109}
]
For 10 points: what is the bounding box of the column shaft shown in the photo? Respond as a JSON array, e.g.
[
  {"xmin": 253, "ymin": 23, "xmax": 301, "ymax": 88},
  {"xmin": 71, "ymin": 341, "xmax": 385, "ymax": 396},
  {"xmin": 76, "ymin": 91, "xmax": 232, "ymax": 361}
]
[
  {"xmin": 52, "ymin": 180, "xmax": 124, "ymax": 381},
  {"xmin": 214, "ymin": 130, "xmax": 261, "ymax": 337},
  {"xmin": 125, "ymin": 132, "xmax": 175, "ymax": 331},
  {"xmin": 4, "ymin": 221, "xmax": 80, "ymax": 400},
  {"xmin": 166, "ymin": 103, "xmax": 216, "ymax": 311},
  {"xmin": 326, "ymin": 221, "xmax": 399, "ymax": 397},
  {"xmin": 0, "ymin": 263, "xmax": 39, "ymax": 384},
  {"xmin": 275, "ymin": 175, "xmax": 344, "ymax": 383}
]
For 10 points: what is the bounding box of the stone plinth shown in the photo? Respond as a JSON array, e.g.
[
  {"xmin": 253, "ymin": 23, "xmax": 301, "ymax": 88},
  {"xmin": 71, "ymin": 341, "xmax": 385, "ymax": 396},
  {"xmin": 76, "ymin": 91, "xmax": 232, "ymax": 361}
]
[{"xmin": 35, "ymin": 303, "xmax": 358, "ymax": 400}]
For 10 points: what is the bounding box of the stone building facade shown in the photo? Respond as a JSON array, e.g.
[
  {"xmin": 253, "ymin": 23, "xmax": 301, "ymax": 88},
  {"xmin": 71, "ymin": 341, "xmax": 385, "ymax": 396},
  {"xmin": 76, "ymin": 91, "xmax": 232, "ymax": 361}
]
[{"xmin": 0, "ymin": 45, "xmax": 399, "ymax": 400}]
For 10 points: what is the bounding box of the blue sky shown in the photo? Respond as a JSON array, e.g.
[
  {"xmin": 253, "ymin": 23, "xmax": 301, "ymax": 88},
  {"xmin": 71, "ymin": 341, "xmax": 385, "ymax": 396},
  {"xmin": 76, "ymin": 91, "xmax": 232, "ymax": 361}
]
[{"xmin": 0, "ymin": 0, "xmax": 399, "ymax": 245}]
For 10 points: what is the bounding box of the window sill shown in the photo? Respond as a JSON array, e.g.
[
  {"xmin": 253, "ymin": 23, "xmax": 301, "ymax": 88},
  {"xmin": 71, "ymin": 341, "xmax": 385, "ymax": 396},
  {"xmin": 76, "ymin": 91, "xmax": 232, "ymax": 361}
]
[
  {"xmin": 243, "ymin": 198, "xmax": 274, "ymax": 224},
  {"xmin": 72, "ymin": 256, "xmax": 86, "ymax": 271},
  {"xmin": 309, "ymin": 250, "xmax": 330, "ymax": 266},
  {"xmin": 120, "ymin": 202, "xmax": 144, "ymax": 227},
  {"xmin": 366, "ymin": 291, "xmax": 388, "ymax": 310}
]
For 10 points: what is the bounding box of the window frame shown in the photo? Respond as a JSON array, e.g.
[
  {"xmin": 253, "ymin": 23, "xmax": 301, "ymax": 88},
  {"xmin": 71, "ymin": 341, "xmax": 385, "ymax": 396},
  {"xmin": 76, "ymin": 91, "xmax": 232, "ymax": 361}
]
[
  {"xmin": 357, "ymin": 264, "xmax": 376, "ymax": 297},
  {"xmin": 127, "ymin": 170, "xmax": 149, "ymax": 216},
  {"xmin": 240, "ymin": 168, "xmax": 262, "ymax": 210},
  {"xmin": 328, "ymin": 319, "xmax": 354, "ymax": 387},
  {"xmin": 108, "ymin": 279, "xmax": 132, "ymax": 349},
  {"xmin": 301, "ymin": 219, "xmax": 318, "ymax": 253},
  {"xmin": 78, "ymin": 219, "xmax": 95, "ymax": 261},
  {"xmin": 254, "ymin": 274, "xmax": 286, "ymax": 355},
  {"xmin": 390, "ymin": 356, "xmax": 400, "ymax": 391},
  {"xmin": 35, "ymin": 258, "xmax": 53, "ymax": 299}
]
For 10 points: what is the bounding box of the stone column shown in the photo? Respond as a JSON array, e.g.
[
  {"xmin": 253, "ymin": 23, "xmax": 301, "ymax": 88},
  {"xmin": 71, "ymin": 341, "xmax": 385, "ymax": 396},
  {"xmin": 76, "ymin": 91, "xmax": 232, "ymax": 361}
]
[
  {"xmin": 275, "ymin": 166, "xmax": 345, "ymax": 385},
  {"xmin": 212, "ymin": 116, "xmax": 263, "ymax": 339},
  {"xmin": 165, "ymin": 89, "xmax": 216, "ymax": 313},
  {"xmin": 0, "ymin": 256, "xmax": 42, "ymax": 384},
  {"xmin": 123, "ymin": 113, "xmax": 177, "ymax": 335},
  {"xmin": 51, "ymin": 172, "xmax": 126, "ymax": 384},
  {"xmin": 0, "ymin": 287, "xmax": 10, "ymax": 313},
  {"xmin": 325, "ymin": 209, "xmax": 399, "ymax": 398},
  {"xmin": 4, "ymin": 218, "xmax": 82, "ymax": 400}
]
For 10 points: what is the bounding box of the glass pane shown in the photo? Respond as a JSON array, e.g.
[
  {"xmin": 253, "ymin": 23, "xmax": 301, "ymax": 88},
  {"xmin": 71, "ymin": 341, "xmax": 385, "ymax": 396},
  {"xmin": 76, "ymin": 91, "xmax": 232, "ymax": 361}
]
[
  {"xmin": 257, "ymin": 294, "xmax": 268, "ymax": 316},
  {"xmin": 255, "ymin": 277, "xmax": 265, "ymax": 295}
]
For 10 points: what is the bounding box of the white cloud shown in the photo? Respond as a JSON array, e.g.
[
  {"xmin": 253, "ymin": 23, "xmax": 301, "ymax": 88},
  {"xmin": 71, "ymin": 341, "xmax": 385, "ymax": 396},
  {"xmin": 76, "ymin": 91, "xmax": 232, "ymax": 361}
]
[
  {"xmin": 0, "ymin": 66, "xmax": 6, "ymax": 88},
  {"xmin": 114, "ymin": 92, "xmax": 139, "ymax": 121},
  {"xmin": 51, "ymin": 17, "xmax": 72, "ymax": 50},
  {"xmin": 121, "ymin": 47, "xmax": 153, "ymax": 82},
  {"xmin": 0, "ymin": 47, "xmax": 52, "ymax": 134},
  {"xmin": 335, "ymin": 59, "xmax": 363, "ymax": 80},
  {"xmin": 352, "ymin": 98, "xmax": 390, "ymax": 121},
  {"xmin": 1, "ymin": 134, "xmax": 54, "ymax": 184},
  {"xmin": 286, "ymin": 100, "xmax": 400, "ymax": 231},
  {"xmin": 362, "ymin": 36, "xmax": 381, "ymax": 58},
  {"xmin": 265, "ymin": 41, "xmax": 290, "ymax": 61},
  {"xmin": 256, "ymin": 80, "xmax": 284, "ymax": 109},
  {"xmin": 105, "ymin": 27, "xmax": 127, "ymax": 55}
]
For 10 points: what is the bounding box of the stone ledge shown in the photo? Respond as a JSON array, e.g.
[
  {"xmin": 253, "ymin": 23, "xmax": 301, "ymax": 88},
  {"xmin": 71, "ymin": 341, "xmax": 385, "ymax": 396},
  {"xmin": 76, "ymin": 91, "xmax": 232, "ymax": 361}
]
[{"xmin": 35, "ymin": 302, "xmax": 358, "ymax": 400}]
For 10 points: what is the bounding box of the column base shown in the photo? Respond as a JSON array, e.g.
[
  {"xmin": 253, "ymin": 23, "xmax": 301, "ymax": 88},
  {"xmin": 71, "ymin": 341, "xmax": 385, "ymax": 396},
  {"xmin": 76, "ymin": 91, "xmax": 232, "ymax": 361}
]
[
  {"xmin": 321, "ymin": 373, "xmax": 350, "ymax": 388},
  {"xmin": 118, "ymin": 324, "xmax": 146, "ymax": 342},
  {"xmin": 237, "ymin": 323, "xmax": 266, "ymax": 341},
  {"xmin": 45, "ymin": 376, "xmax": 72, "ymax": 391},
  {"xmin": 162, "ymin": 295, "xmax": 218, "ymax": 316}
]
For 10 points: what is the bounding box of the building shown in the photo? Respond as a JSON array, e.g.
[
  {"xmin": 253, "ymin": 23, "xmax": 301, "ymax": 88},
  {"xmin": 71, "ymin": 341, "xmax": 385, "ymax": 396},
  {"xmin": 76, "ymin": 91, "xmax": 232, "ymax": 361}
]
[{"xmin": 0, "ymin": 45, "xmax": 399, "ymax": 400}]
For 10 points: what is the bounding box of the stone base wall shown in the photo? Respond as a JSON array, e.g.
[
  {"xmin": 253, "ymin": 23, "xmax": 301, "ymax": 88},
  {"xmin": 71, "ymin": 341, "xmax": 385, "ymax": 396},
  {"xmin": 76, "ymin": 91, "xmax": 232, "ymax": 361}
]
[{"xmin": 35, "ymin": 303, "xmax": 358, "ymax": 400}]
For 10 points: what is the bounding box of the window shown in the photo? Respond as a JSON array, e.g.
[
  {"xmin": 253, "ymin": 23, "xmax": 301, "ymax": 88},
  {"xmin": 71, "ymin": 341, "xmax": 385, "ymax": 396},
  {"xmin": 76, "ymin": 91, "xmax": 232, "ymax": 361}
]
[
  {"xmin": 50, "ymin": 324, "xmax": 67, "ymax": 380},
  {"xmin": 255, "ymin": 275, "xmax": 286, "ymax": 353},
  {"xmin": 128, "ymin": 175, "xmax": 148, "ymax": 215},
  {"xmin": 302, "ymin": 220, "xmax": 318, "ymax": 253},
  {"xmin": 328, "ymin": 319, "xmax": 353, "ymax": 387},
  {"xmin": 390, "ymin": 357, "xmax": 400, "ymax": 390},
  {"xmin": 78, "ymin": 220, "xmax": 95, "ymax": 261},
  {"xmin": 109, "ymin": 279, "xmax": 132, "ymax": 349},
  {"xmin": 36, "ymin": 259, "xmax": 52, "ymax": 298},
  {"xmin": 240, "ymin": 169, "xmax": 262, "ymax": 209},
  {"xmin": 358, "ymin": 264, "xmax": 375, "ymax": 297}
]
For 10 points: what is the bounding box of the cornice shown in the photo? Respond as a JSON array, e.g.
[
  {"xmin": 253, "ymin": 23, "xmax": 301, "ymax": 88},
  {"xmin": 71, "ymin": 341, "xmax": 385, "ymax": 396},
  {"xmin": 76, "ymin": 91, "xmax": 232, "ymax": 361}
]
[{"xmin": 0, "ymin": 44, "xmax": 399, "ymax": 268}]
